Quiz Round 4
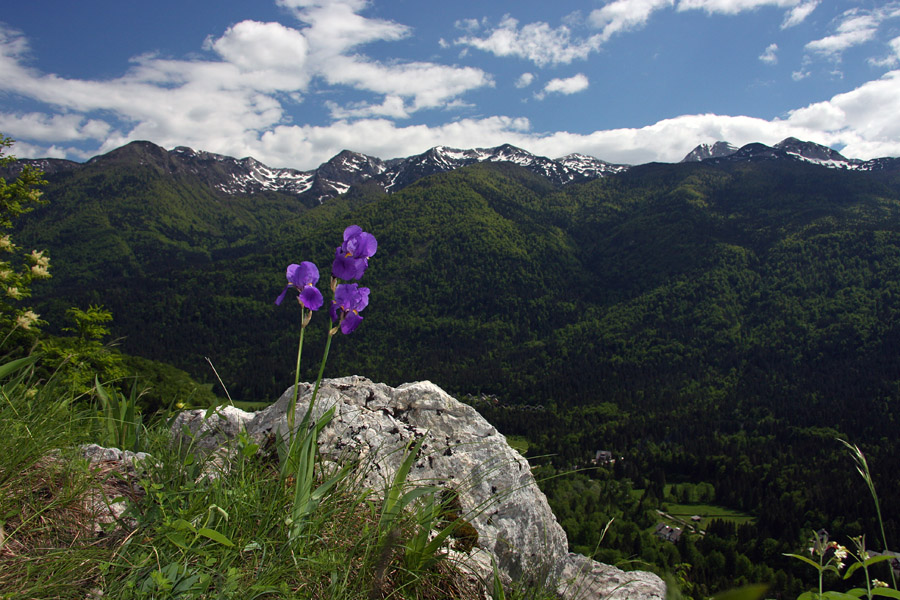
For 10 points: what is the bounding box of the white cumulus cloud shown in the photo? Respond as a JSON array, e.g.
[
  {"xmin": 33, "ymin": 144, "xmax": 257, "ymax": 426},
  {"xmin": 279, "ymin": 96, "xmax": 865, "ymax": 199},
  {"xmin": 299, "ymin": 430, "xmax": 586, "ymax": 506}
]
[
  {"xmin": 515, "ymin": 72, "xmax": 535, "ymax": 88},
  {"xmin": 455, "ymin": 0, "xmax": 814, "ymax": 68},
  {"xmin": 589, "ymin": 0, "xmax": 675, "ymax": 42},
  {"xmin": 759, "ymin": 43, "xmax": 779, "ymax": 64},
  {"xmin": 0, "ymin": 112, "xmax": 110, "ymax": 142},
  {"xmin": 677, "ymin": 0, "xmax": 801, "ymax": 15},
  {"xmin": 868, "ymin": 36, "xmax": 900, "ymax": 68},
  {"xmin": 6, "ymin": 0, "xmax": 900, "ymax": 171},
  {"xmin": 782, "ymin": 0, "xmax": 819, "ymax": 28},
  {"xmin": 454, "ymin": 16, "xmax": 604, "ymax": 67},
  {"xmin": 207, "ymin": 20, "xmax": 309, "ymax": 72},
  {"xmin": 805, "ymin": 11, "xmax": 879, "ymax": 57},
  {"xmin": 542, "ymin": 73, "xmax": 589, "ymax": 96},
  {"xmin": 805, "ymin": 5, "xmax": 900, "ymax": 59},
  {"xmin": 0, "ymin": 1, "xmax": 493, "ymax": 164}
]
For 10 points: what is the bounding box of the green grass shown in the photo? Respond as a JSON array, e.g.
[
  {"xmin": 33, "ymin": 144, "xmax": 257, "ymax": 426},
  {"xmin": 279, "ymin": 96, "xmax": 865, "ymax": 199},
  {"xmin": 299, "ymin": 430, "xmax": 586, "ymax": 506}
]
[
  {"xmin": 0, "ymin": 359, "xmax": 561, "ymax": 600},
  {"xmin": 505, "ymin": 435, "xmax": 530, "ymax": 456},
  {"xmin": 660, "ymin": 502, "xmax": 756, "ymax": 530},
  {"xmin": 629, "ymin": 486, "xmax": 754, "ymax": 533}
]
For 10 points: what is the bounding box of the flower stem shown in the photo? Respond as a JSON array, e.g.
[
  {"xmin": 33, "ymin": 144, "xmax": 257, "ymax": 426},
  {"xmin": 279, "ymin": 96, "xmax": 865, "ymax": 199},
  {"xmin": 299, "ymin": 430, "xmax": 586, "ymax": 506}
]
[
  {"xmin": 287, "ymin": 317, "xmax": 306, "ymax": 436},
  {"xmin": 308, "ymin": 331, "xmax": 334, "ymax": 414}
]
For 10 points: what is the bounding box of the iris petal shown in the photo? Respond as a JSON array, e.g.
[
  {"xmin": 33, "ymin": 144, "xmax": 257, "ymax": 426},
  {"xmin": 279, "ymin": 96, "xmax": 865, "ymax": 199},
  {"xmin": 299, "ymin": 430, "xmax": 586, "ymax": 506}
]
[
  {"xmin": 278, "ymin": 262, "xmax": 322, "ymax": 309},
  {"xmin": 357, "ymin": 232, "xmax": 377, "ymax": 257},
  {"xmin": 343, "ymin": 225, "xmax": 363, "ymax": 241},
  {"xmin": 296, "ymin": 261, "xmax": 320, "ymax": 286},
  {"xmin": 285, "ymin": 263, "xmax": 301, "ymax": 285},
  {"xmin": 332, "ymin": 252, "xmax": 367, "ymax": 280},
  {"xmin": 299, "ymin": 285, "xmax": 324, "ymax": 311},
  {"xmin": 275, "ymin": 284, "xmax": 291, "ymax": 306},
  {"xmin": 341, "ymin": 312, "xmax": 363, "ymax": 334}
]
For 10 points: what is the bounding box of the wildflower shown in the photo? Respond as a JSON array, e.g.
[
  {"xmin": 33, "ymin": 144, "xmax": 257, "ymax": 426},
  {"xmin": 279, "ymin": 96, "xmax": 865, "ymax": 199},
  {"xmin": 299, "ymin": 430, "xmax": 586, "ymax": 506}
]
[
  {"xmin": 330, "ymin": 283, "xmax": 369, "ymax": 334},
  {"xmin": 332, "ymin": 225, "xmax": 377, "ymax": 281},
  {"xmin": 6, "ymin": 286, "xmax": 21, "ymax": 299},
  {"xmin": 31, "ymin": 264, "xmax": 50, "ymax": 278},
  {"xmin": 873, "ymin": 580, "xmax": 889, "ymax": 588},
  {"xmin": 828, "ymin": 542, "xmax": 848, "ymax": 569},
  {"xmin": 16, "ymin": 310, "xmax": 39, "ymax": 330},
  {"xmin": 0, "ymin": 269, "xmax": 12, "ymax": 280},
  {"xmin": 0, "ymin": 235, "xmax": 12, "ymax": 251},
  {"xmin": 29, "ymin": 249, "xmax": 49, "ymax": 268},
  {"xmin": 275, "ymin": 262, "xmax": 324, "ymax": 311}
]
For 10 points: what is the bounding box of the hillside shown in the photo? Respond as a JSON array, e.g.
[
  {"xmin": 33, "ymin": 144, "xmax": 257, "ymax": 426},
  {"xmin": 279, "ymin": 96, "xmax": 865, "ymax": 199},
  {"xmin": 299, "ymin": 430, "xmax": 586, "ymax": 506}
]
[{"xmin": 12, "ymin": 143, "xmax": 900, "ymax": 596}]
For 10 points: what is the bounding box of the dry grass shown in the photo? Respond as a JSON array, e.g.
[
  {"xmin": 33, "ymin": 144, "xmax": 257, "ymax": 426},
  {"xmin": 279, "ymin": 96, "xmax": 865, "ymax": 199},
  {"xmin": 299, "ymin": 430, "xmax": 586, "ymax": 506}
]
[{"xmin": 0, "ymin": 453, "xmax": 140, "ymax": 599}]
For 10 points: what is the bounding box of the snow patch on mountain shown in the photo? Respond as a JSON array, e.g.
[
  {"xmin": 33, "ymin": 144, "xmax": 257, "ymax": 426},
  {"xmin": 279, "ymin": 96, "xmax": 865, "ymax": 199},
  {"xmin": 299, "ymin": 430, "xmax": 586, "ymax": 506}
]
[
  {"xmin": 681, "ymin": 142, "xmax": 739, "ymax": 163},
  {"xmin": 686, "ymin": 138, "xmax": 899, "ymax": 173},
  {"xmin": 13, "ymin": 137, "xmax": 899, "ymax": 208}
]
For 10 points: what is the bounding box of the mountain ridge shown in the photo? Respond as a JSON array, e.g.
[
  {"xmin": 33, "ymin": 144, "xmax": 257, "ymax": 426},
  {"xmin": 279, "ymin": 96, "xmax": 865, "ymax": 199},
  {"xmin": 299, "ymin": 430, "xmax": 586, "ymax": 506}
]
[
  {"xmin": 6, "ymin": 137, "xmax": 900, "ymax": 206},
  {"xmin": 683, "ymin": 136, "xmax": 900, "ymax": 172}
]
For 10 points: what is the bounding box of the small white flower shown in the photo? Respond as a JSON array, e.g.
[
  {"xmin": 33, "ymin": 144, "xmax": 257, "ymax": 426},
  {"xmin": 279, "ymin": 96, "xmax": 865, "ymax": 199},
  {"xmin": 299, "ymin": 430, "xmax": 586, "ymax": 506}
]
[
  {"xmin": 6, "ymin": 286, "xmax": 21, "ymax": 299},
  {"xmin": 30, "ymin": 264, "xmax": 50, "ymax": 278},
  {"xmin": 16, "ymin": 310, "xmax": 39, "ymax": 330},
  {"xmin": 832, "ymin": 544, "xmax": 849, "ymax": 569},
  {"xmin": 29, "ymin": 249, "xmax": 50, "ymax": 268},
  {"xmin": 872, "ymin": 579, "xmax": 889, "ymax": 588},
  {"xmin": 0, "ymin": 235, "xmax": 12, "ymax": 251}
]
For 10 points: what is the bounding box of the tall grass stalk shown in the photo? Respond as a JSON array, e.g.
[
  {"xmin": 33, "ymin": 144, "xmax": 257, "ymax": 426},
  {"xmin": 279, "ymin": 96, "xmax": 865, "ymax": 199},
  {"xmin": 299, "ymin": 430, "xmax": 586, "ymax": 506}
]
[{"xmin": 838, "ymin": 439, "xmax": 897, "ymax": 590}]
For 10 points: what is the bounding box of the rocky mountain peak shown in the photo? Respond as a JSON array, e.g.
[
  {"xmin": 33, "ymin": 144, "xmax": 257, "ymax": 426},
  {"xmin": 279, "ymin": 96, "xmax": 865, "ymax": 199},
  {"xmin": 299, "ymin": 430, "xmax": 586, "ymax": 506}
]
[
  {"xmin": 773, "ymin": 137, "xmax": 859, "ymax": 166},
  {"xmin": 10, "ymin": 137, "xmax": 900, "ymax": 207},
  {"xmin": 88, "ymin": 140, "xmax": 173, "ymax": 170},
  {"xmin": 681, "ymin": 141, "xmax": 739, "ymax": 163},
  {"xmin": 557, "ymin": 153, "xmax": 629, "ymax": 178}
]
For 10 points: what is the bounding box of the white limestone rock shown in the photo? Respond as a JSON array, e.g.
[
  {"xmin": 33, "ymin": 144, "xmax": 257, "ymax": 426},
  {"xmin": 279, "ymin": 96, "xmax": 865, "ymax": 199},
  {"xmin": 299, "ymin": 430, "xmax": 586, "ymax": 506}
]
[
  {"xmin": 171, "ymin": 376, "xmax": 666, "ymax": 599},
  {"xmin": 557, "ymin": 553, "xmax": 667, "ymax": 600}
]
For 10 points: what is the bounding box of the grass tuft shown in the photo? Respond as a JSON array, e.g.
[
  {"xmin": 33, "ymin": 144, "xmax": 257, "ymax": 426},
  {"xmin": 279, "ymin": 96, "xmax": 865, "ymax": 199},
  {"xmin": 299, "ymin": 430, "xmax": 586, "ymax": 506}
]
[{"xmin": 0, "ymin": 358, "xmax": 562, "ymax": 599}]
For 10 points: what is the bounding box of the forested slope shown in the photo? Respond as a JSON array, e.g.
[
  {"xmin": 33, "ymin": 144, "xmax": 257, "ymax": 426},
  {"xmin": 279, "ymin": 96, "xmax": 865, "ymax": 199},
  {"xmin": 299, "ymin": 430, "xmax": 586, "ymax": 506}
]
[{"xmin": 15, "ymin": 153, "xmax": 900, "ymax": 596}]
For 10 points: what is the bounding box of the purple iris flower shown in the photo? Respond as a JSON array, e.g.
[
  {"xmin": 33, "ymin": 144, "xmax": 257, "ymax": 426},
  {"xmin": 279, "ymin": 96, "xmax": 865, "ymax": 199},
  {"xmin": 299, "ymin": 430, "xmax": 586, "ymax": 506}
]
[
  {"xmin": 330, "ymin": 283, "xmax": 370, "ymax": 334},
  {"xmin": 275, "ymin": 261, "xmax": 324, "ymax": 310},
  {"xmin": 332, "ymin": 225, "xmax": 377, "ymax": 280}
]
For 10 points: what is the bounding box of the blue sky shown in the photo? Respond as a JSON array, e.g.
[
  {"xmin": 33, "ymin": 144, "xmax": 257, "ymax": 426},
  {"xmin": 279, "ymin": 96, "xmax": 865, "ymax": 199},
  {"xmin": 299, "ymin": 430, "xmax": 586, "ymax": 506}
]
[{"xmin": 2, "ymin": 0, "xmax": 900, "ymax": 169}]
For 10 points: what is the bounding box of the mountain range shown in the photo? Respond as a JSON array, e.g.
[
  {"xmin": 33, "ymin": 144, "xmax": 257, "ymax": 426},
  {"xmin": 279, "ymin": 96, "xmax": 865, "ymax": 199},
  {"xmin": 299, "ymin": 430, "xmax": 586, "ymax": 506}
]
[
  {"xmin": 9, "ymin": 135, "xmax": 900, "ymax": 597},
  {"xmin": 9, "ymin": 141, "xmax": 627, "ymax": 205},
  {"xmin": 10, "ymin": 137, "xmax": 898, "ymax": 207},
  {"xmin": 684, "ymin": 137, "xmax": 900, "ymax": 171}
]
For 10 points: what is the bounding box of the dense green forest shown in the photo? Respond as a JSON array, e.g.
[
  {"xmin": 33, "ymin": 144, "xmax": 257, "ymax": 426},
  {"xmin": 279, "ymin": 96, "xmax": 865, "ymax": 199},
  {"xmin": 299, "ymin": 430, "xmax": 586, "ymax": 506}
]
[{"xmin": 12, "ymin": 146, "xmax": 900, "ymax": 597}]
